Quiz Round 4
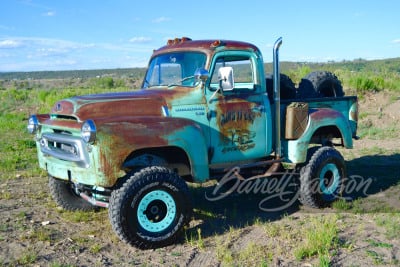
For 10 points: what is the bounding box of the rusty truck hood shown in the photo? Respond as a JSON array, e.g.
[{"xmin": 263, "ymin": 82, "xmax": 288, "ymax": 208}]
[{"xmin": 50, "ymin": 89, "xmax": 177, "ymax": 121}]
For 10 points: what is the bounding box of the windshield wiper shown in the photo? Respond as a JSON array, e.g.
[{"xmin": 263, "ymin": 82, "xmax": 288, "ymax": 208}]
[{"xmin": 167, "ymin": 76, "xmax": 195, "ymax": 88}]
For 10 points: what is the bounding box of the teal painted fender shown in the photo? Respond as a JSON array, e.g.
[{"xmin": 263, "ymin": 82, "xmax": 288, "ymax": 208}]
[
  {"xmin": 94, "ymin": 116, "xmax": 209, "ymax": 186},
  {"xmin": 285, "ymin": 108, "xmax": 353, "ymax": 164},
  {"xmin": 164, "ymin": 124, "xmax": 209, "ymax": 182}
]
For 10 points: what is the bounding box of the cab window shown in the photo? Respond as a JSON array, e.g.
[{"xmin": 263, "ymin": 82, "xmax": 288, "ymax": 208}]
[{"xmin": 210, "ymin": 56, "xmax": 255, "ymax": 91}]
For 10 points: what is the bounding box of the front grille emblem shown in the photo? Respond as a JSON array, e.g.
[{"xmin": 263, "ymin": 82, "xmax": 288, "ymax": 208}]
[{"xmin": 56, "ymin": 102, "xmax": 62, "ymax": 112}]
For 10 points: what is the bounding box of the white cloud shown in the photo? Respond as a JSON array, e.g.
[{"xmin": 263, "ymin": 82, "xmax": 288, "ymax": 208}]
[
  {"xmin": 129, "ymin": 36, "xmax": 152, "ymax": 43},
  {"xmin": 0, "ymin": 36, "xmax": 155, "ymax": 71},
  {"xmin": 21, "ymin": 37, "xmax": 92, "ymax": 51},
  {"xmin": 391, "ymin": 39, "xmax": 400, "ymax": 44},
  {"xmin": 42, "ymin": 11, "xmax": 56, "ymax": 17},
  {"xmin": 0, "ymin": 39, "xmax": 23, "ymax": 49},
  {"xmin": 30, "ymin": 47, "xmax": 70, "ymax": 58},
  {"xmin": 152, "ymin": 16, "xmax": 171, "ymax": 23}
]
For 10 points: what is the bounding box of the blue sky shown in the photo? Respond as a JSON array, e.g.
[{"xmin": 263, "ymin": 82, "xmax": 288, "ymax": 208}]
[{"xmin": 0, "ymin": 0, "xmax": 399, "ymax": 72}]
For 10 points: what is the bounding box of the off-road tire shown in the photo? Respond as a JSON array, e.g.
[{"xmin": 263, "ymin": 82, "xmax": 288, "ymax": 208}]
[
  {"xmin": 298, "ymin": 146, "xmax": 346, "ymax": 208},
  {"xmin": 48, "ymin": 175, "xmax": 96, "ymax": 211},
  {"xmin": 108, "ymin": 166, "xmax": 191, "ymax": 249},
  {"xmin": 298, "ymin": 71, "xmax": 344, "ymax": 98},
  {"xmin": 266, "ymin": 73, "xmax": 297, "ymax": 101}
]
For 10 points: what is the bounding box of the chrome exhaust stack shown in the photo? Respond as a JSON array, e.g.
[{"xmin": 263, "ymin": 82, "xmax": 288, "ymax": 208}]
[{"xmin": 273, "ymin": 37, "xmax": 283, "ymax": 158}]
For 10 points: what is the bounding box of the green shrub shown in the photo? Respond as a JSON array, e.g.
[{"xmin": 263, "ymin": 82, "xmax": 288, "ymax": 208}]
[
  {"xmin": 8, "ymin": 88, "xmax": 29, "ymax": 101},
  {"xmin": 92, "ymin": 77, "xmax": 115, "ymax": 89},
  {"xmin": 288, "ymin": 65, "xmax": 312, "ymax": 84},
  {"xmin": 350, "ymin": 76, "xmax": 382, "ymax": 93},
  {"xmin": 38, "ymin": 90, "xmax": 50, "ymax": 103}
]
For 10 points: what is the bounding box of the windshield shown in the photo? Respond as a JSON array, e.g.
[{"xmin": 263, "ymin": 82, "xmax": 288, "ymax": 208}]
[{"xmin": 143, "ymin": 52, "xmax": 207, "ymax": 88}]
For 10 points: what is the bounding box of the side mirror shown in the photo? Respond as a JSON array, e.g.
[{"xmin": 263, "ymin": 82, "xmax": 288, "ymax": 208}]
[
  {"xmin": 218, "ymin": 66, "xmax": 234, "ymax": 91},
  {"xmin": 194, "ymin": 68, "xmax": 209, "ymax": 83}
]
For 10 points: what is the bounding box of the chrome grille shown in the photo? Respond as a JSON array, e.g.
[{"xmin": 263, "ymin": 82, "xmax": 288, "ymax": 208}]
[{"xmin": 40, "ymin": 133, "xmax": 89, "ymax": 167}]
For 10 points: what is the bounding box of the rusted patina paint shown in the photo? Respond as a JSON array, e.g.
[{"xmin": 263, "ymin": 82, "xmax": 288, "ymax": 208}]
[
  {"xmin": 215, "ymin": 95, "xmax": 261, "ymax": 144},
  {"xmin": 95, "ymin": 118, "xmax": 167, "ymax": 185},
  {"xmin": 74, "ymin": 89, "xmax": 187, "ymax": 103},
  {"xmin": 51, "ymin": 100, "xmax": 74, "ymax": 114},
  {"xmin": 309, "ymin": 108, "xmax": 340, "ymax": 121},
  {"xmin": 35, "ymin": 85, "xmax": 209, "ymax": 187},
  {"xmin": 50, "ymin": 88, "xmax": 200, "ymax": 122},
  {"xmin": 36, "ymin": 114, "xmax": 50, "ymax": 123},
  {"xmin": 36, "ymin": 113, "xmax": 79, "ymax": 131},
  {"xmin": 42, "ymin": 118, "xmax": 81, "ymax": 130},
  {"xmin": 153, "ymin": 40, "xmax": 260, "ymax": 56},
  {"xmin": 94, "ymin": 116, "xmax": 205, "ymax": 186},
  {"xmin": 76, "ymin": 99, "xmax": 163, "ymax": 120}
]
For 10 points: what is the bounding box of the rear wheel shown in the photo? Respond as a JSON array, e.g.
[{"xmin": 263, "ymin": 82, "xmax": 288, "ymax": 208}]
[
  {"xmin": 108, "ymin": 166, "xmax": 191, "ymax": 249},
  {"xmin": 298, "ymin": 71, "xmax": 344, "ymax": 98},
  {"xmin": 48, "ymin": 175, "xmax": 95, "ymax": 211},
  {"xmin": 298, "ymin": 147, "xmax": 346, "ymax": 208}
]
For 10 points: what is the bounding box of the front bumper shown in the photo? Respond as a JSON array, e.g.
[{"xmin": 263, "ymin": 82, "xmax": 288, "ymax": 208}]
[{"xmin": 35, "ymin": 132, "xmax": 112, "ymax": 187}]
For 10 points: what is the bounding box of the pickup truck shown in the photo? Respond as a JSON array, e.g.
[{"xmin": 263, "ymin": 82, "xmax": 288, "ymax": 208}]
[{"xmin": 27, "ymin": 37, "xmax": 358, "ymax": 249}]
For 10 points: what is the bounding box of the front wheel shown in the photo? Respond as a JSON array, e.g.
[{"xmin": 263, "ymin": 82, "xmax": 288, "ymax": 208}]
[
  {"xmin": 108, "ymin": 166, "xmax": 191, "ymax": 249},
  {"xmin": 298, "ymin": 147, "xmax": 346, "ymax": 208},
  {"xmin": 48, "ymin": 175, "xmax": 96, "ymax": 211}
]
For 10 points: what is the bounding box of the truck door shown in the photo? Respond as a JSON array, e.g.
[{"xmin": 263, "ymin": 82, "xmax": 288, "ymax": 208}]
[{"xmin": 207, "ymin": 53, "xmax": 268, "ymax": 164}]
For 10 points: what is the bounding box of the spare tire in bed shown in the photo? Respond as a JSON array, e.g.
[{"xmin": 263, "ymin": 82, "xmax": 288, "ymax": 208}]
[
  {"xmin": 266, "ymin": 73, "xmax": 296, "ymax": 101},
  {"xmin": 298, "ymin": 71, "xmax": 344, "ymax": 99}
]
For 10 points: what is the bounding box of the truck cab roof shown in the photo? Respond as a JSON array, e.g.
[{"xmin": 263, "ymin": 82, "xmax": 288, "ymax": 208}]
[{"xmin": 152, "ymin": 37, "xmax": 261, "ymax": 57}]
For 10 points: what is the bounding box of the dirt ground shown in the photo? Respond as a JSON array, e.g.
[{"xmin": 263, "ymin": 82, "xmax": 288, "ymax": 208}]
[{"xmin": 1, "ymin": 91, "xmax": 399, "ymax": 266}]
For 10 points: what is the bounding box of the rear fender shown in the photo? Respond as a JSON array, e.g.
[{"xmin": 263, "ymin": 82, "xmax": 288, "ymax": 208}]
[{"xmin": 284, "ymin": 108, "xmax": 353, "ymax": 164}]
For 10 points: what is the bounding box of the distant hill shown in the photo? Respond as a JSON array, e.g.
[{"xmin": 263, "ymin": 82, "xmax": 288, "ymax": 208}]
[
  {"xmin": 266, "ymin": 57, "xmax": 400, "ymax": 73},
  {"xmin": 0, "ymin": 68, "xmax": 146, "ymax": 80},
  {"xmin": 1, "ymin": 57, "xmax": 399, "ymax": 81}
]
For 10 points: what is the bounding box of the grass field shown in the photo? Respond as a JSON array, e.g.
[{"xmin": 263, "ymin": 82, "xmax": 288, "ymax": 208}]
[{"xmin": 0, "ymin": 69, "xmax": 399, "ymax": 266}]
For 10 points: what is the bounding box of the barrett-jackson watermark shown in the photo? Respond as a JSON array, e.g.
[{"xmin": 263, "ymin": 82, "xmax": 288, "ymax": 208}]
[{"xmin": 205, "ymin": 166, "xmax": 373, "ymax": 212}]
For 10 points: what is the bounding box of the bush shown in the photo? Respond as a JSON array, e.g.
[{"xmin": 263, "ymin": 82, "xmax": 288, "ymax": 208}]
[
  {"xmin": 38, "ymin": 90, "xmax": 50, "ymax": 103},
  {"xmin": 348, "ymin": 74, "xmax": 384, "ymax": 93},
  {"xmin": 287, "ymin": 66, "xmax": 312, "ymax": 85},
  {"xmin": 93, "ymin": 77, "xmax": 114, "ymax": 89},
  {"xmin": 8, "ymin": 88, "xmax": 29, "ymax": 101}
]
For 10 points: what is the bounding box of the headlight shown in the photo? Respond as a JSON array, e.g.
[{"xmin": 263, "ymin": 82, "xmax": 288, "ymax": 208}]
[
  {"xmin": 27, "ymin": 115, "xmax": 39, "ymax": 134},
  {"xmin": 81, "ymin": 120, "xmax": 96, "ymax": 144}
]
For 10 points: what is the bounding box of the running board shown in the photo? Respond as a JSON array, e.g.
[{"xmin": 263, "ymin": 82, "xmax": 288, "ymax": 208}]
[
  {"xmin": 209, "ymin": 158, "xmax": 284, "ymax": 176},
  {"xmin": 80, "ymin": 192, "xmax": 109, "ymax": 208},
  {"xmin": 223, "ymin": 159, "xmax": 283, "ymax": 172}
]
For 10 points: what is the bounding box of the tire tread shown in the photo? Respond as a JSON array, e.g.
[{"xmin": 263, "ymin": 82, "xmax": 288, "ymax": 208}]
[
  {"xmin": 298, "ymin": 147, "xmax": 345, "ymax": 208},
  {"xmin": 48, "ymin": 176, "xmax": 95, "ymax": 211},
  {"xmin": 108, "ymin": 166, "xmax": 191, "ymax": 249}
]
